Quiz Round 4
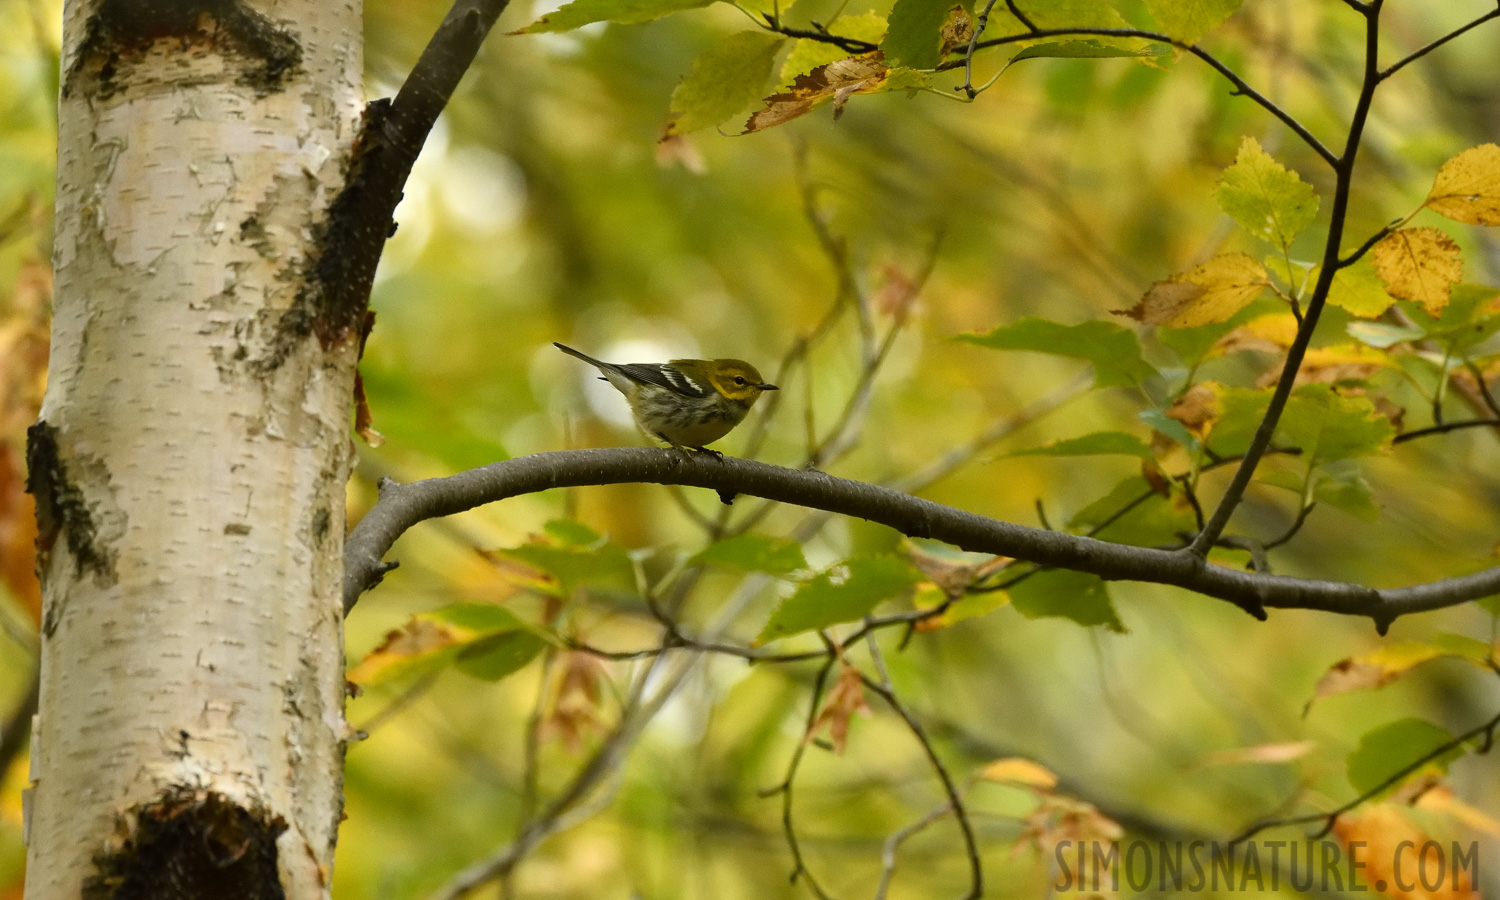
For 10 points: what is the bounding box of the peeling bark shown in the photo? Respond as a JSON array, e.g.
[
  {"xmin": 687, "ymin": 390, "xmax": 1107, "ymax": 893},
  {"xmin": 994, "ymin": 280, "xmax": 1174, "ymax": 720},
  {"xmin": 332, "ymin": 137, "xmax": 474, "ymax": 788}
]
[{"xmin": 25, "ymin": 0, "xmax": 362, "ymax": 896}]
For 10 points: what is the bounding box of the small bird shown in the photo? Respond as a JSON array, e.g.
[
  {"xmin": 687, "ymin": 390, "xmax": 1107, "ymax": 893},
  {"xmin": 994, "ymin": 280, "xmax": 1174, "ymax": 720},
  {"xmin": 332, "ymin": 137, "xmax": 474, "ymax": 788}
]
[{"xmin": 555, "ymin": 342, "xmax": 778, "ymax": 455}]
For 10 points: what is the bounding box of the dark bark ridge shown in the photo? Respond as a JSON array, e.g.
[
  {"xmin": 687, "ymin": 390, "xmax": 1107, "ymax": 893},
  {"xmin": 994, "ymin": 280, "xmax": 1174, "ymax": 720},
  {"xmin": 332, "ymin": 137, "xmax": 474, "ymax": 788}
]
[{"xmin": 343, "ymin": 448, "xmax": 1500, "ymax": 632}]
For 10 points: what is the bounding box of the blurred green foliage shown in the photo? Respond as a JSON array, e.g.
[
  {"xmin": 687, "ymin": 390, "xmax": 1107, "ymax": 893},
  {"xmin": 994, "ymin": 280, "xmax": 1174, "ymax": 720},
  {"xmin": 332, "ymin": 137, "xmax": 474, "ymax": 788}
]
[{"xmin": 2, "ymin": 0, "xmax": 1500, "ymax": 897}]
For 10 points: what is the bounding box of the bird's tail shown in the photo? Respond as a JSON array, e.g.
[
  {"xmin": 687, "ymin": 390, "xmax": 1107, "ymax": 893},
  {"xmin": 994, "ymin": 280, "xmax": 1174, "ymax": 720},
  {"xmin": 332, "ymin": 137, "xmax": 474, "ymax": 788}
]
[{"xmin": 553, "ymin": 342, "xmax": 609, "ymax": 369}]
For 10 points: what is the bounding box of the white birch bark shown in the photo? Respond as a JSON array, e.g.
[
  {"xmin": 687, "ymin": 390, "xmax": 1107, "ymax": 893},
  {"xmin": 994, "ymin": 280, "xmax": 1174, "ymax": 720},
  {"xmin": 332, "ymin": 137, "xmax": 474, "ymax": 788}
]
[{"xmin": 26, "ymin": 1, "xmax": 362, "ymax": 895}]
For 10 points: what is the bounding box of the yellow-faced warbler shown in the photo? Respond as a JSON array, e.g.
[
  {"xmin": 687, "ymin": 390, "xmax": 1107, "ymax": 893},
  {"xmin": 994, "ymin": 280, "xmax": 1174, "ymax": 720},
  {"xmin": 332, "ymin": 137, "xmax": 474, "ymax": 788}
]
[{"xmin": 555, "ymin": 342, "xmax": 778, "ymax": 454}]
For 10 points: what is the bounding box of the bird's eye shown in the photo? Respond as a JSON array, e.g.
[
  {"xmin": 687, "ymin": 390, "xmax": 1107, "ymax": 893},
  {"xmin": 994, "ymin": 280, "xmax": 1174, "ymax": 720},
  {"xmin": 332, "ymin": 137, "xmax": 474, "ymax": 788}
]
[{"xmin": 733, "ymin": 376, "xmax": 746, "ymax": 385}]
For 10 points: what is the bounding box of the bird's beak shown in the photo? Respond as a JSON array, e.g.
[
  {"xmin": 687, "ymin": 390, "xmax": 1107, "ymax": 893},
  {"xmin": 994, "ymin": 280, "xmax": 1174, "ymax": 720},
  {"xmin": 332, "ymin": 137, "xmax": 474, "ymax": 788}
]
[{"xmin": 758, "ymin": 382, "xmax": 779, "ymax": 391}]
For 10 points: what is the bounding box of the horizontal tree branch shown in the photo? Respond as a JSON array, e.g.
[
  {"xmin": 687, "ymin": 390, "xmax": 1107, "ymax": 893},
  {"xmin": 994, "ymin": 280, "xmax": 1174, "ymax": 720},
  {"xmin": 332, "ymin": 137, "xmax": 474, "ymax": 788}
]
[{"xmin": 343, "ymin": 448, "xmax": 1500, "ymax": 631}]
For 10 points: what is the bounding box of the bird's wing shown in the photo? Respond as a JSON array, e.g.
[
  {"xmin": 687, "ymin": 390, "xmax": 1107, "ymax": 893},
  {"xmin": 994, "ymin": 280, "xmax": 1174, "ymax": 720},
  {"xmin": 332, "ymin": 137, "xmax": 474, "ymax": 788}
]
[{"xmin": 611, "ymin": 362, "xmax": 713, "ymax": 398}]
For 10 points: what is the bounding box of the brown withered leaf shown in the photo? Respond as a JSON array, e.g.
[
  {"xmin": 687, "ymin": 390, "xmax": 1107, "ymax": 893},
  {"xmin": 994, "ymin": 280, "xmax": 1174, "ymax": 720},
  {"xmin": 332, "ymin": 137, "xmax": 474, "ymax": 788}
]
[
  {"xmin": 1333, "ymin": 804, "xmax": 1478, "ymax": 900},
  {"xmin": 542, "ymin": 650, "xmax": 612, "ymax": 751},
  {"xmin": 744, "ymin": 52, "xmax": 888, "ymax": 133},
  {"xmin": 1016, "ymin": 792, "xmax": 1123, "ymax": 864},
  {"xmin": 1165, "ymin": 383, "xmax": 1221, "ymax": 438},
  {"xmin": 905, "ymin": 543, "xmax": 1010, "ymax": 601},
  {"xmin": 1117, "ymin": 253, "xmax": 1268, "ymax": 328},
  {"xmin": 938, "ymin": 5, "xmax": 974, "ymax": 57},
  {"xmin": 807, "ymin": 662, "xmax": 870, "ymax": 754},
  {"xmin": 353, "ymin": 370, "xmax": 384, "ymax": 447},
  {"xmin": 1425, "ymin": 143, "xmax": 1500, "ymax": 226},
  {"xmin": 346, "ymin": 618, "xmax": 461, "ymax": 686},
  {"xmin": 1372, "ymin": 227, "xmax": 1463, "ymax": 316},
  {"xmin": 872, "ymin": 262, "xmax": 920, "ymax": 323}
]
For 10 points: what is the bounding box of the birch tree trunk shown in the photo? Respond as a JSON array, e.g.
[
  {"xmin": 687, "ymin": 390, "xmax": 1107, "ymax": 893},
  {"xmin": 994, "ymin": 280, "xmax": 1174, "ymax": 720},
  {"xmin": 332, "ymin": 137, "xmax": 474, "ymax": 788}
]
[{"xmin": 25, "ymin": 1, "xmax": 363, "ymax": 895}]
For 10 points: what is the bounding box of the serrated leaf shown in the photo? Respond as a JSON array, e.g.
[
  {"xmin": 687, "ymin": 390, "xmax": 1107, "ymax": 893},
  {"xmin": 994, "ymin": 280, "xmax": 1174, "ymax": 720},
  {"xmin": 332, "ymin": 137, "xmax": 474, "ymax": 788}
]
[
  {"xmin": 1010, "ymin": 569, "xmax": 1125, "ymax": 632},
  {"xmin": 1327, "ymin": 257, "xmax": 1396, "ymax": 318},
  {"xmin": 1206, "ymin": 384, "xmax": 1394, "ymax": 463},
  {"xmin": 1143, "ymin": 0, "xmax": 1242, "ymax": 44},
  {"xmin": 882, "ymin": 0, "xmax": 955, "ymax": 69},
  {"xmin": 1347, "ymin": 719, "xmax": 1463, "ymax": 798},
  {"xmin": 757, "ymin": 556, "xmax": 923, "ymax": 643},
  {"xmin": 1216, "ymin": 137, "xmax": 1318, "ymax": 251},
  {"xmin": 1372, "ymin": 227, "xmax": 1464, "ymax": 317},
  {"xmin": 779, "ymin": 12, "xmax": 887, "ymax": 82},
  {"xmin": 667, "ymin": 31, "xmax": 786, "ymax": 136},
  {"xmin": 690, "ymin": 533, "xmax": 808, "ymax": 575},
  {"xmin": 1426, "ymin": 143, "xmax": 1500, "ymax": 226},
  {"xmin": 1009, "ymin": 431, "xmax": 1152, "ymax": 458},
  {"xmin": 500, "ymin": 537, "xmax": 635, "ymax": 598},
  {"xmin": 958, "ymin": 317, "xmax": 1157, "ymax": 388},
  {"xmin": 1118, "ymin": 253, "xmax": 1269, "ymax": 328},
  {"xmin": 517, "ymin": 0, "xmax": 716, "ymax": 32}
]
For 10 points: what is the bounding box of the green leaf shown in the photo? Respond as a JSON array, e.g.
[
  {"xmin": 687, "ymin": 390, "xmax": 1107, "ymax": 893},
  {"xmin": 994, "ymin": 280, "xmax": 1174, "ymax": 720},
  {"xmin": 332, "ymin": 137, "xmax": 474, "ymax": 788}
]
[
  {"xmin": 1066, "ymin": 476, "xmax": 1195, "ymax": 547},
  {"xmin": 1347, "ymin": 319, "xmax": 1425, "ymax": 349},
  {"xmin": 1009, "ymin": 431, "xmax": 1152, "ymax": 458},
  {"xmin": 779, "ymin": 12, "xmax": 887, "ymax": 82},
  {"xmin": 1347, "ymin": 718, "xmax": 1464, "ymax": 798},
  {"xmin": 1010, "ymin": 569, "xmax": 1125, "ymax": 632},
  {"xmin": 1207, "ymin": 384, "xmax": 1394, "ymax": 464},
  {"xmin": 690, "ymin": 533, "xmax": 808, "ymax": 575},
  {"xmin": 1143, "ymin": 0, "xmax": 1242, "ymax": 44},
  {"xmin": 455, "ymin": 630, "xmax": 548, "ymax": 681},
  {"xmin": 1328, "ymin": 257, "xmax": 1396, "ymax": 318},
  {"xmin": 1215, "ymin": 136, "xmax": 1318, "ymax": 252},
  {"xmin": 958, "ymin": 318, "xmax": 1157, "ymax": 388},
  {"xmin": 1312, "ymin": 461, "xmax": 1379, "ymax": 522},
  {"xmin": 757, "ymin": 557, "xmax": 923, "ymax": 643},
  {"xmin": 1418, "ymin": 283, "xmax": 1500, "ymax": 351},
  {"xmin": 1139, "ymin": 408, "xmax": 1200, "ymax": 455},
  {"xmin": 517, "ymin": 0, "xmax": 717, "ymax": 33},
  {"xmin": 882, "ymin": 0, "xmax": 955, "ymax": 69},
  {"xmin": 501, "ymin": 539, "xmax": 636, "ymax": 597},
  {"xmin": 544, "ymin": 519, "xmax": 603, "ymax": 547},
  {"xmin": 1010, "ymin": 40, "xmax": 1168, "ymax": 63},
  {"xmin": 992, "ymin": 0, "xmax": 1128, "ymax": 34},
  {"xmin": 668, "ymin": 32, "xmax": 786, "ymax": 135}
]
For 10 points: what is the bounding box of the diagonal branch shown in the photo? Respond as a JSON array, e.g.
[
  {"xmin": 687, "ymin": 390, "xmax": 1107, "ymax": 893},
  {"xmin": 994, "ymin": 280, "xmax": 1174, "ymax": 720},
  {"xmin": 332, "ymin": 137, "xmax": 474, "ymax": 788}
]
[
  {"xmin": 1379, "ymin": 6, "xmax": 1500, "ymax": 81},
  {"xmin": 343, "ymin": 448, "xmax": 1500, "ymax": 632},
  {"xmin": 303, "ymin": 0, "xmax": 512, "ymax": 346}
]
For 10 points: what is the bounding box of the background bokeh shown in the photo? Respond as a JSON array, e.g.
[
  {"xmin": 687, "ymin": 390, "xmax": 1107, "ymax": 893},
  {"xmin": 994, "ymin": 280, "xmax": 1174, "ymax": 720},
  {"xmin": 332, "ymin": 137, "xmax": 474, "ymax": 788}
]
[{"xmin": 2, "ymin": 0, "xmax": 1499, "ymax": 897}]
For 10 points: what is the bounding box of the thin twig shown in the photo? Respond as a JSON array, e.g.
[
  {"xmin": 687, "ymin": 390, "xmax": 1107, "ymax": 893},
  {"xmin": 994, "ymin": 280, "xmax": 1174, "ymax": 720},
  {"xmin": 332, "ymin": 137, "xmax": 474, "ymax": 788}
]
[
  {"xmin": 956, "ymin": 27, "xmax": 1337, "ymax": 167},
  {"xmin": 1392, "ymin": 418, "xmax": 1500, "ymax": 444},
  {"xmin": 1378, "ymin": 6, "xmax": 1500, "ymax": 81},
  {"xmin": 859, "ymin": 632, "xmax": 982, "ymax": 900},
  {"xmin": 1229, "ymin": 696, "xmax": 1500, "ymax": 845}
]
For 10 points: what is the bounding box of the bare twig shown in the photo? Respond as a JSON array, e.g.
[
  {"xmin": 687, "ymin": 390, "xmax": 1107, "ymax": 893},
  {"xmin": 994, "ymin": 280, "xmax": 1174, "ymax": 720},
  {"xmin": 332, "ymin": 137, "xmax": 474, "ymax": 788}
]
[
  {"xmin": 1229, "ymin": 694, "xmax": 1500, "ymax": 845},
  {"xmin": 861, "ymin": 632, "xmax": 982, "ymax": 899},
  {"xmin": 1378, "ymin": 6, "xmax": 1500, "ymax": 81}
]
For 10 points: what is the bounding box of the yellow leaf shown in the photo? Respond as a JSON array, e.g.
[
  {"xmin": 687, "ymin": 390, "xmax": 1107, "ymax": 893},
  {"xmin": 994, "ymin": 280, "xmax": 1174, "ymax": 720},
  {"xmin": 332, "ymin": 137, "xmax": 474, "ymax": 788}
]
[
  {"xmin": 1306, "ymin": 643, "xmax": 1450, "ymax": 712},
  {"xmin": 1426, "ymin": 143, "xmax": 1500, "ymax": 226},
  {"xmin": 1334, "ymin": 804, "xmax": 1478, "ymax": 900},
  {"xmin": 1414, "ymin": 783, "xmax": 1500, "ymax": 838},
  {"xmin": 979, "ymin": 757, "xmax": 1059, "ymax": 791},
  {"xmin": 347, "ymin": 618, "xmax": 468, "ymax": 686},
  {"xmin": 1372, "ymin": 227, "xmax": 1463, "ymax": 316},
  {"xmin": 1117, "ymin": 253, "xmax": 1268, "ymax": 327}
]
